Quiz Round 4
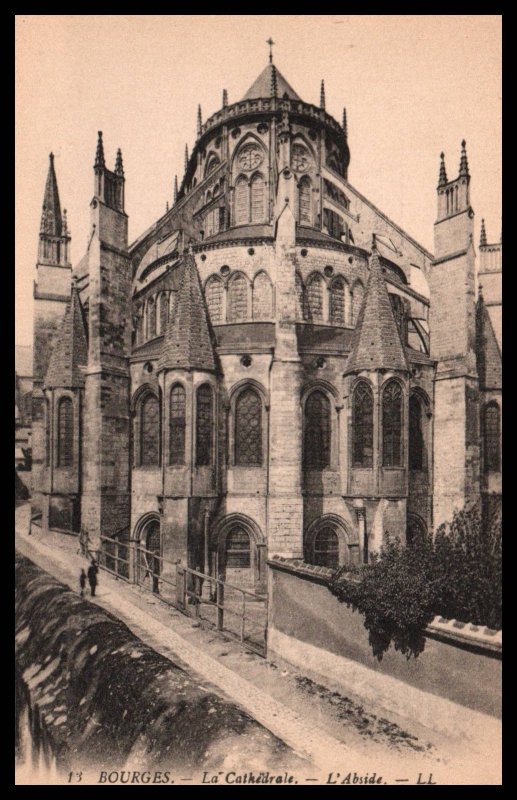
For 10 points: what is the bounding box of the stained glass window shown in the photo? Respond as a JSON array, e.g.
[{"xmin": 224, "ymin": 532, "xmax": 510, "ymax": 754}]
[
  {"xmin": 307, "ymin": 274, "xmax": 324, "ymax": 322},
  {"xmin": 226, "ymin": 529, "xmax": 251, "ymax": 568},
  {"xmin": 196, "ymin": 384, "xmax": 213, "ymax": 466},
  {"xmin": 141, "ymin": 394, "xmax": 160, "ymax": 466},
  {"xmin": 57, "ymin": 397, "xmax": 73, "ymax": 467},
  {"xmin": 330, "ymin": 277, "xmax": 346, "ymax": 324},
  {"xmin": 382, "ymin": 381, "xmax": 403, "ymax": 467},
  {"xmin": 304, "ymin": 390, "xmax": 331, "ymax": 469},
  {"xmin": 252, "ymin": 272, "xmax": 273, "ymax": 319},
  {"xmin": 295, "ymin": 273, "xmax": 307, "ymax": 320},
  {"xmin": 313, "ymin": 527, "xmax": 339, "ymax": 569},
  {"xmin": 159, "ymin": 293, "xmax": 168, "ymax": 333},
  {"xmin": 298, "ymin": 177, "xmax": 311, "ymax": 225},
  {"xmin": 235, "ymin": 388, "xmax": 262, "ymax": 466},
  {"xmin": 234, "ymin": 177, "xmax": 248, "ymax": 225},
  {"xmin": 352, "ymin": 381, "xmax": 373, "ymax": 467},
  {"xmin": 409, "ymin": 394, "xmax": 425, "ymax": 471},
  {"xmin": 250, "ymin": 174, "xmax": 266, "ymax": 223},
  {"xmin": 169, "ymin": 385, "xmax": 186, "ymax": 465},
  {"xmin": 352, "ymin": 282, "xmax": 364, "ymax": 325},
  {"xmin": 206, "ymin": 277, "xmax": 223, "ymax": 323},
  {"xmin": 484, "ymin": 403, "xmax": 500, "ymax": 473},
  {"xmin": 228, "ymin": 274, "xmax": 248, "ymax": 322}
]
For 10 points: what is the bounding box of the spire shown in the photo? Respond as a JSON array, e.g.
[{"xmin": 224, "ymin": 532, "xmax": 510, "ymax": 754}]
[
  {"xmin": 62, "ymin": 208, "xmax": 68, "ymax": 236},
  {"xmin": 266, "ymin": 36, "xmax": 275, "ymax": 64},
  {"xmin": 458, "ymin": 139, "xmax": 470, "ymax": 178},
  {"xmin": 44, "ymin": 281, "xmax": 88, "ymax": 389},
  {"xmin": 158, "ymin": 255, "xmax": 216, "ymax": 373},
  {"xmin": 114, "ymin": 147, "xmax": 124, "ymax": 176},
  {"xmin": 438, "ymin": 152, "xmax": 448, "ymax": 187},
  {"xmin": 197, "ymin": 104, "xmax": 202, "ymax": 137},
  {"xmin": 271, "ymin": 64, "xmax": 277, "ymax": 97},
  {"xmin": 222, "ymin": 88, "xmax": 228, "ymax": 107},
  {"xmin": 320, "ymin": 80, "xmax": 326, "ymax": 110},
  {"xmin": 166, "ymin": 201, "xmax": 169, "ymax": 213},
  {"xmin": 342, "ymin": 107, "xmax": 348, "ymax": 139},
  {"xmin": 345, "ymin": 247, "xmax": 408, "ymax": 374},
  {"xmin": 94, "ymin": 131, "xmax": 105, "ymax": 168},
  {"xmin": 40, "ymin": 152, "xmax": 63, "ymax": 237},
  {"xmin": 174, "ymin": 174, "xmax": 178, "ymax": 202},
  {"xmin": 480, "ymin": 218, "xmax": 487, "ymax": 247},
  {"xmin": 184, "ymin": 144, "xmax": 189, "ymax": 173}
]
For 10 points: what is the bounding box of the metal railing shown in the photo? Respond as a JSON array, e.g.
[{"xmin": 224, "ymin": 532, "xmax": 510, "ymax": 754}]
[{"xmin": 94, "ymin": 537, "xmax": 267, "ymax": 656}]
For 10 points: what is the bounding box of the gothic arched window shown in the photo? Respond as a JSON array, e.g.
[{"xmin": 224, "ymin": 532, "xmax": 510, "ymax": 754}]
[
  {"xmin": 330, "ymin": 277, "xmax": 346, "ymax": 324},
  {"xmin": 169, "ymin": 384, "xmax": 186, "ymax": 465},
  {"xmin": 409, "ymin": 393, "xmax": 425, "ymax": 471},
  {"xmin": 141, "ymin": 394, "xmax": 160, "ymax": 466},
  {"xmin": 234, "ymin": 176, "xmax": 249, "ymax": 226},
  {"xmin": 483, "ymin": 402, "xmax": 501, "ymax": 473},
  {"xmin": 307, "ymin": 274, "xmax": 324, "ymax": 322},
  {"xmin": 147, "ymin": 297, "xmax": 157, "ymax": 339},
  {"xmin": 205, "ymin": 276, "xmax": 223, "ymax": 323},
  {"xmin": 226, "ymin": 528, "xmax": 251, "ymax": 568},
  {"xmin": 304, "ymin": 390, "xmax": 331, "ymax": 469},
  {"xmin": 235, "ymin": 388, "xmax": 262, "ymax": 466},
  {"xmin": 250, "ymin": 174, "xmax": 266, "ymax": 223},
  {"xmin": 228, "ymin": 274, "xmax": 248, "ymax": 322},
  {"xmin": 352, "ymin": 381, "xmax": 373, "ymax": 467},
  {"xmin": 298, "ymin": 177, "xmax": 311, "ymax": 226},
  {"xmin": 252, "ymin": 271, "xmax": 273, "ymax": 319},
  {"xmin": 196, "ymin": 384, "xmax": 213, "ymax": 466},
  {"xmin": 382, "ymin": 381, "xmax": 403, "ymax": 467},
  {"xmin": 313, "ymin": 527, "xmax": 339, "ymax": 569},
  {"xmin": 352, "ymin": 281, "xmax": 364, "ymax": 325},
  {"xmin": 57, "ymin": 397, "xmax": 73, "ymax": 467}
]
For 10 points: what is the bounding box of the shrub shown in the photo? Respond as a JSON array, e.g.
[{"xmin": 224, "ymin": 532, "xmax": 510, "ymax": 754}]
[{"xmin": 328, "ymin": 500, "xmax": 502, "ymax": 660}]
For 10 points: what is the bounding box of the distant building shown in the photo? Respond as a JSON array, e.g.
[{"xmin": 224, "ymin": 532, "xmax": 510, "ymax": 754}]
[
  {"xmin": 15, "ymin": 345, "xmax": 33, "ymax": 469},
  {"xmin": 30, "ymin": 56, "xmax": 501, "ymax": 591}
]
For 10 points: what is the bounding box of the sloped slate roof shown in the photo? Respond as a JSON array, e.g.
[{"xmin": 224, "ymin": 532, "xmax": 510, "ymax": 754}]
[
  {"xmin": 476, "ymin": 295, "xmax": 502, "ymax": 390},
  {"xmin": 158, "ymin": 255, "xmax": 216, "ymax": 373},
  {"xmin": 44, "ymin": 285, "xmax": 88, "ymax": 388},
  {"xmin": 345, "ymin": 249, "xmax": 408, "ymax": 374},
  {"xmin": 241, "ymin": 63, "xmax": 301, "ymax": 101},
  {"xmin": 41, "ymin": 154, "xmax": 62, "ymax": 237}
]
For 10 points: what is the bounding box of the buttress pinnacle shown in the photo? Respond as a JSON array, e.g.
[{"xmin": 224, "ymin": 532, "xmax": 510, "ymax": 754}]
[
  {"xmin": 94, "ymin": 131, "xmax": 105, "ymax": 168},
  {"xmin": 438, "ymin": 152, "xmax": 448, "ymax": 187}
]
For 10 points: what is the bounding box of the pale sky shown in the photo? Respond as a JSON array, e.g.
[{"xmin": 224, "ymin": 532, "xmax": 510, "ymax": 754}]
[{"xmin": 15, "ymin": 14, "xmax": 502, "ymax": 347}]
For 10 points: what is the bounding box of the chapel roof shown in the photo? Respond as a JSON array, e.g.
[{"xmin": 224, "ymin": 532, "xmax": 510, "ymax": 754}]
[{"xmin": 241, "ymin": 63, "xmax": 302, "ymax": 101}]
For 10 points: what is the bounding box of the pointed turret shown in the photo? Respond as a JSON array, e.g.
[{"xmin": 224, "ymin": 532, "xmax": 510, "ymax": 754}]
[
  {"xmin": 320, "ymin": 80, "xmax": 326, "ymax": 110},
  {"xmin": 342, "ymin": 107, "xmax": 348, "ymax": 139},
  {"xmin": 458, "ymin": 139, "xmax": 470, "ymax": 179},
  {"xmin": 197, "ymin": 104, "xmax": 202, "ymax": 137},
  {"xmin": 438, "ymin": 152, "xmax": 448, "ymax": 187},
  {"xmin": 44, "ymin": 280, "xmax": 88, "ymax": 389},
  {"xmin": 94, "ymin": 131, "xmax": 105, "ymax": 168},
  {"xmin": 241, "ymin": 63, "xmax": 300, "ymax": 101},
  {"xmin": 184, "ymin": 144, "xmax": 189, "ymax": 173},
  {"xmin": 222, "ymin": 88, "xmax": 228, "ymax": 107},
  {"xmin": 345, "ymin": 239, "xmax": 408, "ymax": 374},
  {"xmin": 174, "ymin": 174, "xmax": 178, "ymax": 202},
  {"xmin": 480, "ymin": 218, "xmax": 487, "ymax": 247},
  {"xmin": 114, "ymin": 147, "xmax": 124, "ymax": 176},
  {"xmin": 40, "ymin": 153, "xmax": 62, "ymax": 237},
  {"xmin": 158, "ymin": 255, "xmax": 216, "ymax": 373}
]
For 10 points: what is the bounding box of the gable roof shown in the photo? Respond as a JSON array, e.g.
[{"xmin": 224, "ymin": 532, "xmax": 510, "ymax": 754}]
[
  {"xmin": 241, "ymin": 63, "xmax": 301, "ymax": 101},
  {"xmin": 345, "ymin": 247, "xmax": 408, "ymax": 374},
  {"xmin": 44, "ymin": 284, "xmax": 88, "ymax": 388},
  {"xmin": 157, "ymin": 255, "xmax": 216, "ymax": 373}
]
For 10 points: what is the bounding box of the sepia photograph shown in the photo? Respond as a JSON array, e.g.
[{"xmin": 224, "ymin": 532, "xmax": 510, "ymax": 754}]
[{"xmin": 15, "ymin": 14, "xmax": 502, "ymax": 785}]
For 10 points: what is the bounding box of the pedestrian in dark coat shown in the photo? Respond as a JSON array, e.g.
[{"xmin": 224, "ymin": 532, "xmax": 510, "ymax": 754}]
[
  {"xmin": 87, "ymin": 560, "xmax": 98, "ymax": 597},
  {"xmin": 79, "ymin": 569, "xmax": 87, "ymax": 598}
]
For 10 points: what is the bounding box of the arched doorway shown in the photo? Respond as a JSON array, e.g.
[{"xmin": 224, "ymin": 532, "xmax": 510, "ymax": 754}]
[
  {"xmin": 213, "ymin": 515, "xmax": 266, "ymax": 592},
  {"xmin": 407, "ymin": 513, "xmax": 427, "ymax": 546},
  {"xmin": 135, "ymin": 515, "xmax": 162, "ymax": 594}
]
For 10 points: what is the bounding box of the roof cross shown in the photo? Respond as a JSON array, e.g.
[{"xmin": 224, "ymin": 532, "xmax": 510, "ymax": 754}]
[{"xmin": 266, "ymin": 37, "xmax": 275, "ymax": 63}]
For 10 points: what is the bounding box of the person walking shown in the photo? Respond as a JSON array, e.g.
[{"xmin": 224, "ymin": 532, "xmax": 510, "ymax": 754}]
[
  {"xmin": 79, "ymin": 569, "xmax": 87, "ymax": 598},
  {"xmin": 87, "ymin": 560, "xmax": 98, "ymax": 597}
]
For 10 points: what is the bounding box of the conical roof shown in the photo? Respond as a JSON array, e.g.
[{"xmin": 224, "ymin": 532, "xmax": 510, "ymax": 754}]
[
  {"xmin": 44, "ymin": 283, "xmax": 88, "ymax": 388},
  {"xmin": 345, "ymin": 247, "xmax": 408, "ymax": 374},
  {"xmin": 241, "ymin": 63, "xmax": 301, "ymax": 101},
  {"xmin": 40, "ymin": 153, "xmax": 62, "ymax": 237},
  {"xmin": 158, "ymin": 255, "xmax": 216, "ymax": 373}
]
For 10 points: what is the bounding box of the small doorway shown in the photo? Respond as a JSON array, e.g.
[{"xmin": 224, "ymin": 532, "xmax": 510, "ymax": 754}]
[
  {"xmin": 137, "ymin": 518, "xmax": 161, "ymax": 594},
  {"xmin": 224, "ymin": 527, "xmax": 253, "ymax": 589}
]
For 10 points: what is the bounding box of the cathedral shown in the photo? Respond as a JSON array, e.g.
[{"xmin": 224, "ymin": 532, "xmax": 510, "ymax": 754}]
[{"xmin": 30, "ymin": 56, "xmax": 502, "ymax": 592}]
